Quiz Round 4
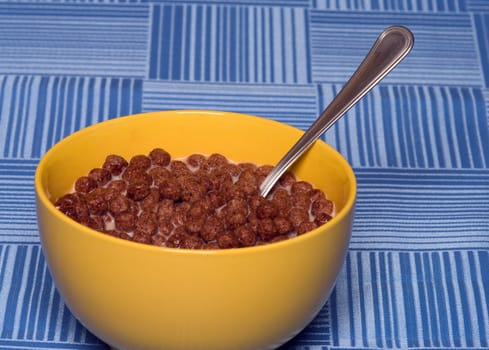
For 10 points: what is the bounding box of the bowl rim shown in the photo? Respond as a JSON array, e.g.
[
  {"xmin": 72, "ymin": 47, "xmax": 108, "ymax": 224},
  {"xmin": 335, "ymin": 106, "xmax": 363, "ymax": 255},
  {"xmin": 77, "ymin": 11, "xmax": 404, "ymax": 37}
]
[{"xmin": 35, "ymin": 110, "xmax": 357, "ymax": 256}]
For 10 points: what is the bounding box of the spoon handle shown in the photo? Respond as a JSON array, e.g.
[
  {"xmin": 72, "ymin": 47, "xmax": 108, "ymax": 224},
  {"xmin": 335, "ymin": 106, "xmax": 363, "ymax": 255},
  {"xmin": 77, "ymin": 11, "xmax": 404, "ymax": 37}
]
[{"xmin": 259, "ymin": 25, "xmax": 414, "ymax": 197}]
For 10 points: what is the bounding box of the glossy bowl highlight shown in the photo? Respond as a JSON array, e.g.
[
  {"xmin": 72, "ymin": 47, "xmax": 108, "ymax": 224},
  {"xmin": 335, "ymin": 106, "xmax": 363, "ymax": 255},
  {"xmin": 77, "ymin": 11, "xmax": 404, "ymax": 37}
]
[{"xmin": 35, "ymin": 110, "xmax": 356, "ymax": 350}]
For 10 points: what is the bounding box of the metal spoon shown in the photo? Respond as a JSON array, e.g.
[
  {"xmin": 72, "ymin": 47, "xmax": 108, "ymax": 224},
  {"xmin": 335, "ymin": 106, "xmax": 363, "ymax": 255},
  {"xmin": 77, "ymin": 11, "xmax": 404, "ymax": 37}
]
[{"xmin": 259, "ymin": 25, "xmax": 414, "ymax": 197}]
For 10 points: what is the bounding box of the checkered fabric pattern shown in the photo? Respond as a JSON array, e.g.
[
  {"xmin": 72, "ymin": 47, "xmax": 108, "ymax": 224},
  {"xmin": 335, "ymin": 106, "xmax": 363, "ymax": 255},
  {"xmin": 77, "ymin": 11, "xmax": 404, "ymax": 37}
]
[{"xmin": 0, "ymin": 1, "xmax": 488, "ymax": 349}]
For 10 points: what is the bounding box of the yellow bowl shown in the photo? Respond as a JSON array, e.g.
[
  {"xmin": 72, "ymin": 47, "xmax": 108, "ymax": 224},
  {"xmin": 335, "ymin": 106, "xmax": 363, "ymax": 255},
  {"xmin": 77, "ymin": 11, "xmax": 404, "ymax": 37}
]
[{"xmin": 35, "ymin": 110, "xmax": 356, "ymax": 350}]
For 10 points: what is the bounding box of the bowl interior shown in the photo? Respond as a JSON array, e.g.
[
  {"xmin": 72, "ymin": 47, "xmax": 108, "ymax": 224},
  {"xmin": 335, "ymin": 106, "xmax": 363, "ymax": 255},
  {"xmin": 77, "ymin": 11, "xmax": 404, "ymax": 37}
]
[{"xmin": 39, "ymin": 110, "xmax": 355, "ymax": 217}]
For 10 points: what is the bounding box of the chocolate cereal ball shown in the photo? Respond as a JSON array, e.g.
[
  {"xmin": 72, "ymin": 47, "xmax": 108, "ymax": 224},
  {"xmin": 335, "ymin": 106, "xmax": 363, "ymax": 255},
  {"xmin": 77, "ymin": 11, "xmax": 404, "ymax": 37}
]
[
  {"xmin": 102, "ymin": 154, "xmax": 128, "ymax": 176},
  {"xmin": 88, "ymin": 168, "xmax": 112, "ymax": 186},
  {"xmin": 129, "ymin": 154, "xmax": 152, "ymax": 170},
  {"xmin": 74, "ymin": 176, "xmax": 97, "ymax": 193},
  {"xmin": 149, "ymin": 148, "xmax": 171, "ymax": 167}
]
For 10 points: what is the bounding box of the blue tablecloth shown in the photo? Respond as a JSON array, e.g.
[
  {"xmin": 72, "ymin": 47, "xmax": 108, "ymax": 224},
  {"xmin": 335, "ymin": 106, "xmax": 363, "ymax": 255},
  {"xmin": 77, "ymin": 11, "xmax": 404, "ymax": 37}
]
[{"xmin": 1, "ymin": 1, "xmax": 488, "ymax": 349}]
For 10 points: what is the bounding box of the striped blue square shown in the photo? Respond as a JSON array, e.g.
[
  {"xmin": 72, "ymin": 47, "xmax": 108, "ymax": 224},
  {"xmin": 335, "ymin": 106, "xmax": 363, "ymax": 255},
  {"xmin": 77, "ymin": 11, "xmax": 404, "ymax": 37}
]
[{"xmin": 148, "ymin": 4, "xmax": 311, "ymax": 83}]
